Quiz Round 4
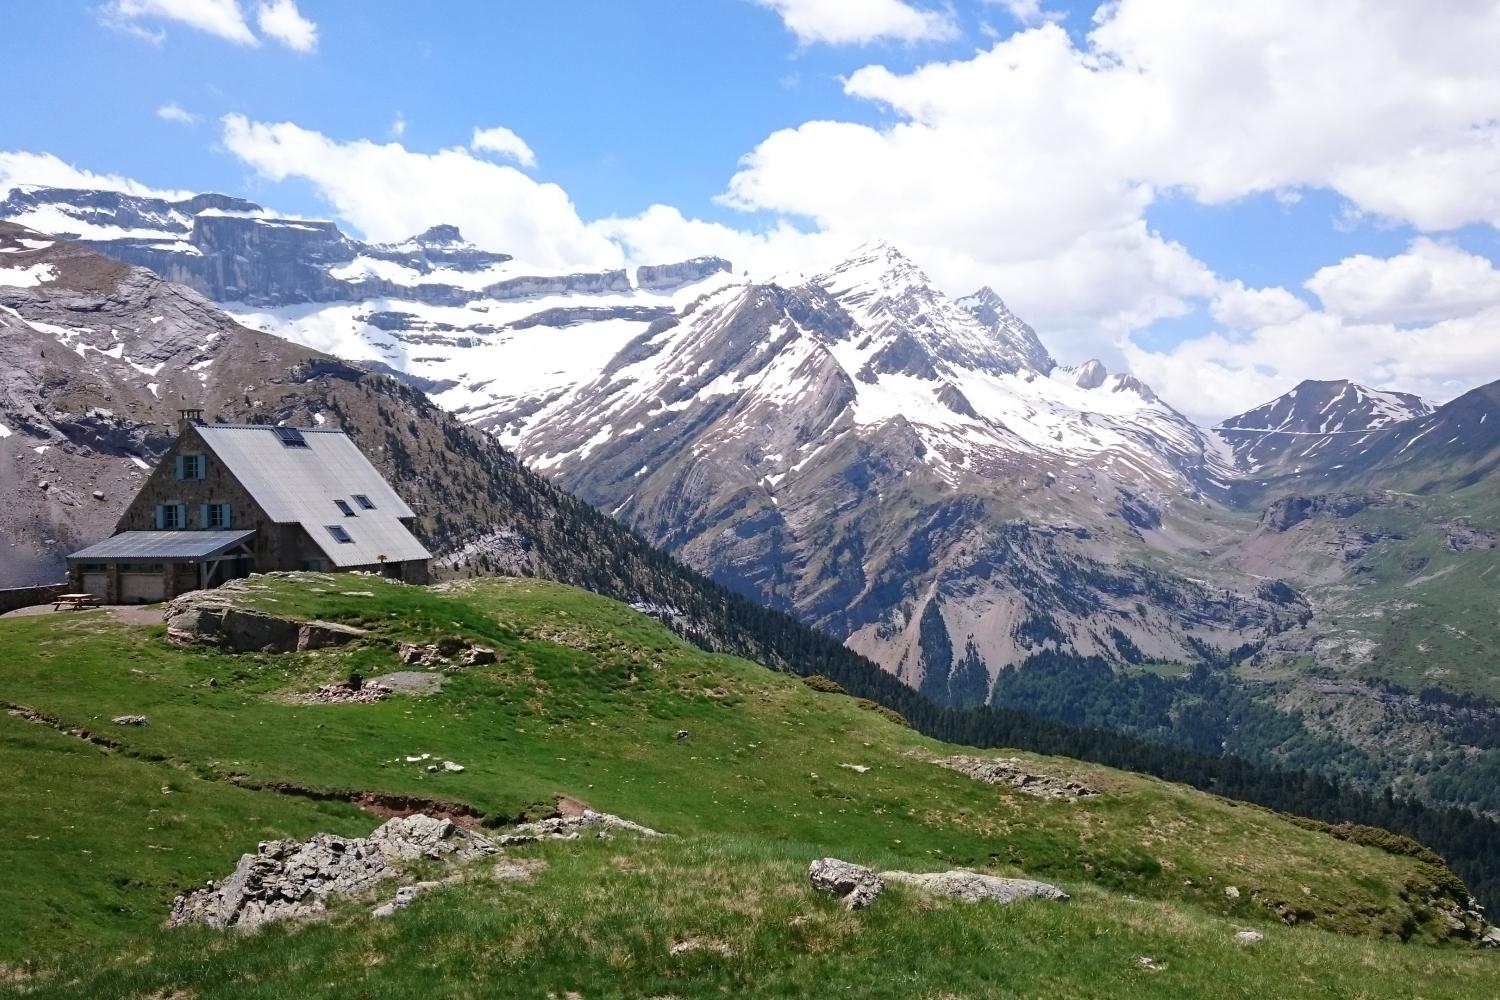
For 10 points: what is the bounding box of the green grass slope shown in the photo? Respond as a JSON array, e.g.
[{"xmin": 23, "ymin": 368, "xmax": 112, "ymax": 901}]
[{"xmin": 1, "ymin": 574, "xmax": 1496, "ymax": 998}]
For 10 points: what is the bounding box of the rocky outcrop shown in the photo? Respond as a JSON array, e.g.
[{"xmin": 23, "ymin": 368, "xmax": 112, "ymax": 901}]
[
  {"xmin": 165, "ymin": 594, "xmax": 368, "ymax": 653},
  {"xmin": 169, "ymin": 815, "xmax": 495, "ymax": 931},
  {"xmin": 635, "ymin": 257, "xmax": 731, "ymax": 292},
  {"xmin": 1259, "ymin": 493, "xmax": 1388, "ymax": 532},
  {"xmin": 880, "ymin": 870, "xmax": 1069, "ymax": 905},
  {"xmin": 505, "ymin": 304, "xmax": 675, "ymax": 331},
  {"xmin": 397, "ymin": 638, "xmax": 497, "ymax": 669},
  {"xmin": 496, "ymin": 809, "xmax": 662, "ymax": 846},
  {"xmin": 808, "ymin": 858, "xmax": 884, "ymax": 910},
  {"xmin": 1444, "ymin": 524, "xmax": 1498, "ymax": 552},
  {"xmin": 937, "ymin": 755, "xmax": 1099, "ymax": 801}
]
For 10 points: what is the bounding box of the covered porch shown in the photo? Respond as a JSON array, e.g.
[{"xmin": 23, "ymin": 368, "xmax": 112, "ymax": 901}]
[{"xmin": 66, "ymin": 530, "xmax": 257, "ymax": 604}]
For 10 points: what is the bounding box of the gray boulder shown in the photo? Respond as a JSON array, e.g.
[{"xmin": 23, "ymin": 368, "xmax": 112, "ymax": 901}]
[
  {"xmin": 1235, "ymin": 930, "xmax": 1265, "ymax": 945},
  {"xmin": 808, "ymin": 858, "xmax": 884, "ymax": 910},
  {"xmin": 880, "ymin": 870, "xmax": 1069, "ymax": 905}
]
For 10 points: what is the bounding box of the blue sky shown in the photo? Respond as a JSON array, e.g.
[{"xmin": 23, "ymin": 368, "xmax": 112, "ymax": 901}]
[{"xmin": 4, "ymin": 1, "xmax": 1500, "ymax": 420}]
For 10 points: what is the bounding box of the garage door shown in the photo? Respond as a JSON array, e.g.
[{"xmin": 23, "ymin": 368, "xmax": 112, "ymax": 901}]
[
  {"xmin": 120, "ymin": 572, "xmax": 166, "ymax": 604},
  {"xmin": 81, "ymin": 573, "xmax": 109, "ymax": 600}
]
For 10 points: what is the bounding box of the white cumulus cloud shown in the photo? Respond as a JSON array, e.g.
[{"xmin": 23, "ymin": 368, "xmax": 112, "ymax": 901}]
[
  {"xmin": 471, "ymin": 126, "xmax": 537, "ymax": 169},
  {"xmin": 104, "ymin": 0, "xmax": 256, "ymax": 45},
  {"xmin": 1306, "ymin": 239, "xmax": 1500, "ymax": 326},
  {"xmin": 103, "ymin": 0, "xmax": 318, "ymax": 51},
  {"xmin": 255, "ymin": 0, "xmax": 317, "ymax": 52},
  {"xmin": 753, "ymin": 0, "xmax": 957, "ymax": 45},
  {"xmin": 0, "ymin": 151, "xmax": 192, "ymax": 199},
  {"xmin": 219, "ymin": 114, "xmax": 619, "ymax": 269},
  {"xmin": 155, "ymin": 102, "xmax": 199, "ymax": 125}
]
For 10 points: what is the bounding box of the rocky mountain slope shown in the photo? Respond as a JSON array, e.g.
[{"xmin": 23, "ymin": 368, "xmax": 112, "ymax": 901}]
[
  {"xmin": 1214, "ymin": 379, "xmax": 1434, "ymax": 475},
  {"xmin": 495, "ymin": 242, "xmax": 1295, "ymax": 703},
  {"xmin": 0, "ymin": 185, "xmax": 736, "ymax": 430}
]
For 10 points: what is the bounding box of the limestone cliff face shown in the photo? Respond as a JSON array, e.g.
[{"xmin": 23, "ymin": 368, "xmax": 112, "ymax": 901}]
[{"xmin": 636, "ymin": 257, "xmax": 732, "ymax": 292}]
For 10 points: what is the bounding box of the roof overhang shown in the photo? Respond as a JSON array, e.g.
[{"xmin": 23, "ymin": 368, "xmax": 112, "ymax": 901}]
[{"xmin": 67, "ymin": 529, "xmax": 257, "ymax": 563}]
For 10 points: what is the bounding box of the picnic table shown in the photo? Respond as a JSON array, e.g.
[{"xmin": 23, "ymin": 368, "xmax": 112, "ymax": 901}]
[{"xmin": 53, "ymin": 593, "xmax": 100, "ymax": 611}]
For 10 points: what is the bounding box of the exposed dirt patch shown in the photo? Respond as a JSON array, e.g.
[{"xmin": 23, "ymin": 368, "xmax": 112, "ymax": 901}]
[{"xmin": 554, "ymin": 794, "xmax": 592, "ymax": 818}]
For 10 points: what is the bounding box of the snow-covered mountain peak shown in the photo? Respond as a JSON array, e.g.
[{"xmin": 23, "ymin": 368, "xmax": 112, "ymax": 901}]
[{"xmin": 1214, "ymin": 378, "xmax": 1434, "ymax": 472}]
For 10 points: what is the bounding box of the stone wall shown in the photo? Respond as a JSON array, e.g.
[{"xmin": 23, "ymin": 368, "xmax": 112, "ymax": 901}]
[{"xmin": 0, "ymin": 583, "xmax": 66, "ymax": 614}]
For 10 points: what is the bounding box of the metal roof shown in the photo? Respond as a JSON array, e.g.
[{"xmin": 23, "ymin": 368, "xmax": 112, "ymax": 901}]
[
  {"xmin": 194, "ymin": 424, "xmax": 431, "ymax": 568},
  {"xmin": 68, "ymin": 529, "xmax": 256, "ymax": 562}
]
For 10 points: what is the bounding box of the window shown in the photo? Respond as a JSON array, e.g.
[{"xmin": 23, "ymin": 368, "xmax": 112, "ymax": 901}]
[
  {"xmin": 325, "ymin": 524, "xmax": 354, "ymax": 544},
  {"xmin": 274, "ymin": 426, "xmax": 309, "ymax": 448},
  {"xmin": 334, "ymin": 498, "xmax": 356, "ymax": 517},
  {"xmin": 353, "ymin": 494, "xmax": 375, "ymax": 510},
  {"xmin": 176, "ymin": 454, "xmax": 205, "ymax": 480},
  {"xmin": 156, "ymin": 503, "xmax": 186, "ymax": 529},
  {"xmin": 203, "ymin": 502, "xmax": 232, "ymax": 529},
  {"xmin": 302, "ymin": 559, "xmax": 325, "ymax": 571}
]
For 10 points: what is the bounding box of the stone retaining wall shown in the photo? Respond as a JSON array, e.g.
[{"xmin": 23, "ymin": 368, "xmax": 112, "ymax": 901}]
[{"xmin": 0, "ymin": 583, "xmax": 66, "ymax": 614}]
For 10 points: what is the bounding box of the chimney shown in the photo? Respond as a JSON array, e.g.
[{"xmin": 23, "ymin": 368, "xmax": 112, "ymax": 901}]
[{"xmin": 178, "ymin": 409, "xmax": 205, "ymax": 433}]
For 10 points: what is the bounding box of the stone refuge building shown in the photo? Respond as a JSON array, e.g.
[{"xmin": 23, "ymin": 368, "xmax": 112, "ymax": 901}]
[{"xmin": 67, "ymin": 412, "xmax": 431, "ymax": 603}]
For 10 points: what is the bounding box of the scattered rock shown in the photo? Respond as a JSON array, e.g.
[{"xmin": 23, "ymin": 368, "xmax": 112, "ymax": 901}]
[
  {"xmin": 1480, "ymin": 926, "xmax": 1500, "ymax": 949},
  {"xmin": 397, "ymin": 638, "xmax": 496, "ymax": 670},
  {"xmin": 1137, "ymin": 956, "xmax": 1166, "ymax": 972},
  {"xmin": 296, "ymin": 681, "xmax": 390, "ymax": 705},
  {"xmin": 169, "ymin": 814, "xmax": 495, "ymax": 930},
  {"xmin": 674, "ymin": 729, "xmax": 690, "ymax": 741},
  {"xmin": 839, "ymin": 763, "xmax": 870, "ymax": 774},
  {"xmin": 111, "ymin": 714, "xmax": 149, "ymax": 726},
  {"xmin": 1225, "ymin": 886, "xmax": 1241, "ymax": 900},
  {"xmin": 460, "ymin": 645, "xmax": 497, "ymax": 667},
  {"xmin": 497, "ymin": 809, "xmax": 662, "ymax": 846},
  {"xmin": 937, "ymin": 755, "xmax": 1099, "ymax": 801},
  {"xmin": 442, "ymin": 760, "xmax": 465, "ymax": 773},
  {"xmin": 880, "ymin": 870, "xmax": 1069, "ymax": 905},
  {"xmin": 808, "ymin": 858, "xmax": 884, "ymax": 910},
  {"xmin": 1235, "ymin": 930, "xmax": 1265, "ymax": 945},
  {"xmin": 669, "ymin": 936, "xmax": 734, "ymax": 957},
  {"xmin": 372, "ymin": 879, "xmax": 452, "ymax": 918},
  {"xmin": 91, "ymin": 489, "xmax": 105, "ymax": 500}
]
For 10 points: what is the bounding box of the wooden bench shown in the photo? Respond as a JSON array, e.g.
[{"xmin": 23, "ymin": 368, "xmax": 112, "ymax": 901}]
[{"xmin": 53, "ymin": 593, "xmax": 100, "ymax": 612}]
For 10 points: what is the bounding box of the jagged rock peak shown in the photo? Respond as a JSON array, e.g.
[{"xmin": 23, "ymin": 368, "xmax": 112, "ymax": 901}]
[
  {"xmin": 412, "ymin": 224, "xmax": 466, "ymax": 246},
  {"xmin": 955, "ymin": 286, "xmax": 1057, "ymax": 376},
  {"xmin": 1070, "ymin": 359, "xmax": 1108, "ymax": 389}
]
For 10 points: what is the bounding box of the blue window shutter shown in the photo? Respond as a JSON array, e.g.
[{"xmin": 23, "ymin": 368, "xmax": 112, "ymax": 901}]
[
  {"xmin": 197, "ymin": 458, "xmax": 207, "ymax": 480},
  {"xmin": 200, "ymin": 504, "xmax": 210, "ymax": 529},
  {"xmin": 176, "ymin": 504, "xmax": 187, "ymax": 528},
  {"xmin": 175, "ymin": 455, "xmax": 185, "ymax": 480},
  {"xmin": 223, "ymin": 504, "xmax": 232, "ymax": 529},
  {"xmin": 154, "ymin": 505, "xmax": 164, "ymax": 529}
]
